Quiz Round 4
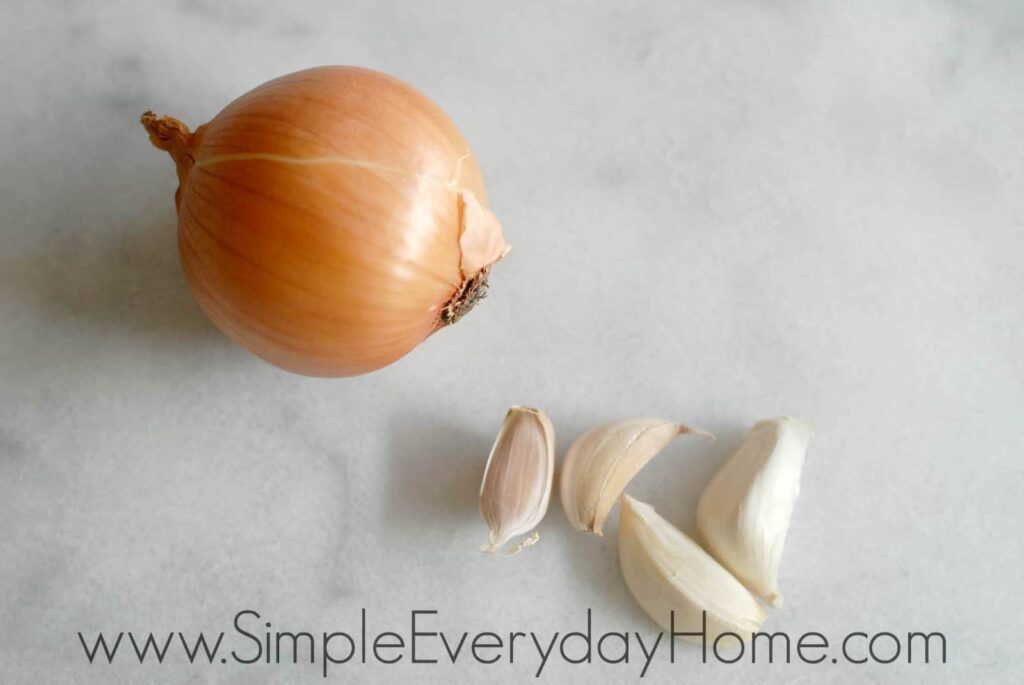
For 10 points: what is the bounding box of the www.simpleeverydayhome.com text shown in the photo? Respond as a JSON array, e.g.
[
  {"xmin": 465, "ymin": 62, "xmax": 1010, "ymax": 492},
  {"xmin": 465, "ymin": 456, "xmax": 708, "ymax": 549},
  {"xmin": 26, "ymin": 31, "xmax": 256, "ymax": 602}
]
[{"xmin": 77, "ymin": 609, "xmax": 946, "ymax": 678}]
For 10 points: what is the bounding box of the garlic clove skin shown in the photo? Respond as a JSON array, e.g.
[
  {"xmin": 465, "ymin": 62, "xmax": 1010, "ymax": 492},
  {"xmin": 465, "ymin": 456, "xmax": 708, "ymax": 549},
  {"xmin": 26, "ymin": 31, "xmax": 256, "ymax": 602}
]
[
  {"xmin": 619, "ymin": 495, "xmax": 768, "ymax": 646},
  {"xmin": 560, "ymin": 419, "xmax": 711, "ymax": 536},
  {"xmin": 479, "ymin": 407, "xmax": 556, "ymax": 556},
  {"xmin": 696, "ymin": 417, "xmax": 813, "ymax": 607}
]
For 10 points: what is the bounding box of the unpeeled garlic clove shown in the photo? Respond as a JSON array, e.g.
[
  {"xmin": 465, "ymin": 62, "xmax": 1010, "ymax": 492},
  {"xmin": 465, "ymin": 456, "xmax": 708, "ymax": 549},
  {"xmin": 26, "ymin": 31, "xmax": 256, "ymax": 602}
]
[
  {"xmin": 619, "ymin": 495, "xmax": 768, "ymax": 646},
  {"xmin": 479, "ymin": 406, "xmax": 556, "ymax": 556},
  {"xmin": 696, "ymin": 417, "xmax": 813, "ymax": 607},
  {"xmin": 560, "ymin": 418, "xmax": 711, "ymax": 535}
]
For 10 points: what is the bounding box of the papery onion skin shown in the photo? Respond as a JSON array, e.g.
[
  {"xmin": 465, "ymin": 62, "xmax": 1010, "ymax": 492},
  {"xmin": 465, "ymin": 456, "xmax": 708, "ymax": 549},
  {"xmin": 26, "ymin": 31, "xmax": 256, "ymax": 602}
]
[{"xmin": 142, "ymin": 66, "xmax": 508, "ymax": 377}]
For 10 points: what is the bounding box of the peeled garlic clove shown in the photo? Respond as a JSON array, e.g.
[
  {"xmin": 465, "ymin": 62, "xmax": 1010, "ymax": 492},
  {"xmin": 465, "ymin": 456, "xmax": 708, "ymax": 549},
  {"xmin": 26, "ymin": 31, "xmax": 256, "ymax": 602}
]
[
  {"xmin": 479, "ymin": 407, "xmax": 556, "ymax": 556},
  {"xmin": 560, "ymin": 419, "xmax": 710, "ymax": 535},
  {"xmin": 696, "ymin": 417, "xmax": 813, "ymax": 607},
  {"xmin": 619, "ymin": 495, "xmax": 768, "ymax": 646}
]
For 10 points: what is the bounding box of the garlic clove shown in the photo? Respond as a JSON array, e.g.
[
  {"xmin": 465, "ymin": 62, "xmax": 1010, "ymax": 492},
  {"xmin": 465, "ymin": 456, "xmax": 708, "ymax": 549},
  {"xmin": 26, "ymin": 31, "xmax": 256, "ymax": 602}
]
[
  {"xmin": 479, "ymin": 406, "xmax": 556, "ymax": 556},
  {"xmin": 696, "ymin": 417, "xmax": 813, "ymax": 607},
  {"xmin": 560, "ymin": 419, "xmax": 711, "ymax": 535},
  {"xmin": 619, "ymin": 495, "xmax": 768, "ymax": 646}
]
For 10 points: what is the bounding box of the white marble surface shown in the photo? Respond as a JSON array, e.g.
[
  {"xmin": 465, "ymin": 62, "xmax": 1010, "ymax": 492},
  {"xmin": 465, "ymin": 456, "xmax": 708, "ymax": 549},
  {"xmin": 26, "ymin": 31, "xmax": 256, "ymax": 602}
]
[{"xmin": 2, "ymin": 1, "xmax": 1022, "ymax": 682}]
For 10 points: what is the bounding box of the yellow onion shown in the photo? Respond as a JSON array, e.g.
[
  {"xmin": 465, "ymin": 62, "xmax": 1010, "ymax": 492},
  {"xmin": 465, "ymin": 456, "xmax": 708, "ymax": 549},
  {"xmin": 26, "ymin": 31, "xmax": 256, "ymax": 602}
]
[{"xmin": 142, "ymin": 66, "xmax": 509, "ymax": 377}]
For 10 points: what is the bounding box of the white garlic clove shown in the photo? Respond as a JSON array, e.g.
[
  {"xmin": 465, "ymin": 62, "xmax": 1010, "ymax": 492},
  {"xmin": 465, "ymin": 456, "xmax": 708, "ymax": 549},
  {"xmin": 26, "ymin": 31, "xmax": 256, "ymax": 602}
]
[
  {"xmin": 619, "ymin": 495, "xmax": 768, "ymax": 646},
  {"xmin": 560, "ymin": 418, "xmax": 711, "ymax": 535},
  {"xmin": 696, "ymin": 417, "xmax": 813, "ymax": 607},
  {"xmin": 479, "ymin": 406, "xmax": 556, "ymax": 556}
]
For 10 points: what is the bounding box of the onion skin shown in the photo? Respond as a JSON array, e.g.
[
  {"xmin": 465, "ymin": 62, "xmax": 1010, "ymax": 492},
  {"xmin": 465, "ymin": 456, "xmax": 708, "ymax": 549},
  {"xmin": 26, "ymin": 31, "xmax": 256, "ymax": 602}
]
[{"xmin": 142, "ymin": 66, "xmax": 508, "ymax": 377}]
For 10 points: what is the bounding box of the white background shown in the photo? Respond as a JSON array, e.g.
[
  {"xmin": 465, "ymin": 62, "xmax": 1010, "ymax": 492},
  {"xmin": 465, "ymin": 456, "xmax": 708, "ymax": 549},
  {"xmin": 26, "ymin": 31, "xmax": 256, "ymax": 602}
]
[{"xmin": 1, "ymin": 1, "xmax": 1022, "ymax": 682}]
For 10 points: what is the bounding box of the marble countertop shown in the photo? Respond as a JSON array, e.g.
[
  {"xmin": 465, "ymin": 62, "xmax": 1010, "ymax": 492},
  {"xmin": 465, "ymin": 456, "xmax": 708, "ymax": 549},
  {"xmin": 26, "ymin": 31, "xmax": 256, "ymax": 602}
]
[{"xmin": 1, "ymin": 1, "xmax": 1022, "ymax": 682}]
